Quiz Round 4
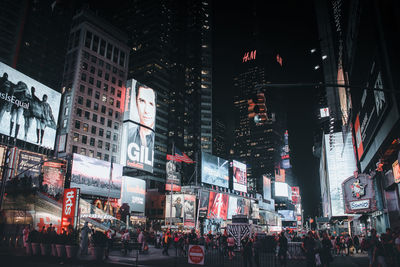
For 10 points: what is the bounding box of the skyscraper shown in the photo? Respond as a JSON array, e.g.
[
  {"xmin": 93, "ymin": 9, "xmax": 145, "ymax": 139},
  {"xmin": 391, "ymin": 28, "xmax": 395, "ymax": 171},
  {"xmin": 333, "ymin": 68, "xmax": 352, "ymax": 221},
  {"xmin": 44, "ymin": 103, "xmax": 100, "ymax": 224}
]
[{"xmin": 56, "ymin": 8, "xmax": 129, "ymax": 164}]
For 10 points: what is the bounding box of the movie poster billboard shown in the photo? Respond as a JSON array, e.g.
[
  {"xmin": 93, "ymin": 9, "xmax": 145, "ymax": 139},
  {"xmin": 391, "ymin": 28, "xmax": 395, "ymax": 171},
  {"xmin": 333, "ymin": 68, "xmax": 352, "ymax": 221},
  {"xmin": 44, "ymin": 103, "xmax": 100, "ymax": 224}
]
[
  {"xmin": 227, "ymin": 197, "xmax": 250, "ymax": 218},
  {"xmin": 184, "ymin": 194, "xmax": 196, "ymax": 228},
  {"xmin": 120, "ymin": 176, "xmax": 146, "ymax": 213},
  {"xmin": 16, "ymin": 150, "xmax": 44, "ymax": 187},
  {"xmin": 121, "ymin": 79, "xmax": 157, "ymax": 173},
  {"xmin": 232, "ymin": 160, "xmax": 247, "ymax": 192},
  {"xmin": 263, "ymin": 175, "xmax": 271, "ymax": 200},
  {"xmin": 42, "ymin": 161, "xmax": 65, "ymax": 197},
  {"xmin": 71, "ymin": 154, "xmax": 123, "ymax": 198},
  {"xmin": 207, "ymin": 192, "xmax": 229, "ymax": 220},
  {"xmin": 198, "ymin": 190, "xmax": 209, "ymax": 218},
  {"xmin": 165, "ymin": 160, "xmax": 181, "ymax": 192},
  {"xmin": 0, "ymin": 62, "xmax": 61, "ymax": 148},
  {"xmin": 165, "ymin": 194, "xmax": 184, "ymax": 222},
  {"xmin": 201, "ymin": 152, "xmax": 229, "ymax": 188}
]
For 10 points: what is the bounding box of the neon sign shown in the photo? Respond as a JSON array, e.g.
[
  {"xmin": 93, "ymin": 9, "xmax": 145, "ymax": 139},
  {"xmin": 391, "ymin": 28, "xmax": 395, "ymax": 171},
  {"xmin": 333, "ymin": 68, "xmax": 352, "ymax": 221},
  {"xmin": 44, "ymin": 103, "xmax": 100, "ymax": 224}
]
[{"xmin": 243, "ymin": 50, "xmax": 256, "ymax": 63}]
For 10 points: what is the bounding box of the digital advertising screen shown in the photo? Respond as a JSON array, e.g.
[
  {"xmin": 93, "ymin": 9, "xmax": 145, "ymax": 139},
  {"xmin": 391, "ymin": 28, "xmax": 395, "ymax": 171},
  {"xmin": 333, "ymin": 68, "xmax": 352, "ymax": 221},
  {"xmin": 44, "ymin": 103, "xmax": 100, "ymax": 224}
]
[
  {"xmin": 232, "ymin": 160, "xmax": 247, "ymax": 192},
  {"xmin": 121, "ymin": 79, "xmax": 157, "ymax": 173},
  {"xmin": 16, "ymin": 150, "xmax": 44, "ymax": 187},
  {"xmin": 198, "ymin": 190, "xmax": 209, "ymax": 218},
  {"xmin": 71, "ymin": 154, "xmax": 123, "ymax": 198},
  {"xmin": 274, "ymin": 182, "xmax": 289, "ymax": 198},
  {"xmin": 251, "ymin": 200, "xmax": 260, "ymax": 220},
  {"xmin": 42, "ymin": 161, "xmax": 65, "ymax": 197},
  {"xmin": 291, "ymin": 186, "xmax": 300, "ymax": 204},
  {"xmin": 263, "ymin": 175, "xmax": 271, "ymax": 200},
  {"xmin": 278, "ymin": 210, "xmax": 296, "ymax": 221},
  {"xmin": 184, "ymin": 194, "xmax": 196, "ymax": 228},
  {"xmin": 120, "ymin": 176, "xmax": 146, "ymax": 213},
  {"xmin": 0, "ymin": 62, "xmax": 61, "ymax": 148},
  {"xmin": 227, "ymin": 196, "xmax": 250, "ymax": 219},
  {"xmin": 201, "ymin": 152, "xmax": 229, "ymax": 188},
  {"xmin": 392, "ymin": 160, "xmax": 400, "ymax": 184},
  {"xmin": 165, "ymin": 194, "xmax": 184, "ymax": 221},
  {"xmin": 207, "ymin": 192, "xmax": 229, "ymax": 220}
]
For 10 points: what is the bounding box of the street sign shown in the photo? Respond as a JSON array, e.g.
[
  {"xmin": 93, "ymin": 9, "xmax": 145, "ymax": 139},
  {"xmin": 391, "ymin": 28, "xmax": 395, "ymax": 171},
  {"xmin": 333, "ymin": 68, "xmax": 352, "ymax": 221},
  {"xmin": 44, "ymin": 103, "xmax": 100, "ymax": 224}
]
[{"xmin": 188, "ymin": 245, "xmax": 204, "ymax": 265}]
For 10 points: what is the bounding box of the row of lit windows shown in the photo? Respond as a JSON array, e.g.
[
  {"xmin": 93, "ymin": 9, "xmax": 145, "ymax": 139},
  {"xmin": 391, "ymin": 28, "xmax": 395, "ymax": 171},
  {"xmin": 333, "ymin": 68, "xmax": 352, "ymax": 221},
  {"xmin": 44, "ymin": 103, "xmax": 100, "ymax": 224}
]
[
  {"xmin": 75, "ymin": 118, "xmax": 119, "ymax": 131},
  {"xmin": 82, "ymin": 51, "xmax": 125, "ymax": 79},
  {"xmin": 72, "ymin": 132, "xmax": 118, "ymax": 152},
  {"xmin": 77, "ymin": 91, "xmax": 121, "ymax": 109},
  {"xmin": 71, "ymin": 145, "xmax": 116, "ymax": 162}
]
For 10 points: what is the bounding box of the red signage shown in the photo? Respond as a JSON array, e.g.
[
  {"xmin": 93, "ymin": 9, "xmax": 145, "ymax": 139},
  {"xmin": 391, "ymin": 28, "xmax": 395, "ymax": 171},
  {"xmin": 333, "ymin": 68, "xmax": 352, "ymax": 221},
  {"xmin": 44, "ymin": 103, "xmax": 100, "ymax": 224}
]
[
  {"xmin": 291, "ymin": 186, "xmax": 300, "ymax": 204},
  {"xmin": 242, "ymin": 50, "xmax": 256, "ymax": 63},
  {"xmin": 354, "ymin": 114, "xmax": 364, "ymax": 160},
  {"xmin": 61, "ymin": 188, "xmax": 80, "ymax": 231},
  {"xmin": 188, "ymin": 245, "xmax": 205, "ymax": 265}
]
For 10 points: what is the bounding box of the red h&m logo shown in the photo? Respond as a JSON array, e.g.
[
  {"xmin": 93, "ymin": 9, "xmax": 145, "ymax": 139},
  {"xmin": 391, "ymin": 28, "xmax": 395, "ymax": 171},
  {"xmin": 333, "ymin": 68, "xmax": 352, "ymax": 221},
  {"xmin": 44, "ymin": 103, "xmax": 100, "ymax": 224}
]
[{"xmin": 243, "ymin": 50, "xmax": 256, "ymax": 63}]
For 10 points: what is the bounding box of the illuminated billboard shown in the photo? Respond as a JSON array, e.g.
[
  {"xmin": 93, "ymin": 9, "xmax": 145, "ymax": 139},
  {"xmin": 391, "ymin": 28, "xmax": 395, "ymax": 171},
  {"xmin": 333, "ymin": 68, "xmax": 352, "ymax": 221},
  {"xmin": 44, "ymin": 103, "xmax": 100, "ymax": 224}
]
[
  {"xmin": 278, "ymin": 210, "xmax": 296, "ymax": 221},
  {"xmin": 183, "ymin": 194, "xmax": 196, "ymax": 228},
  {"xmin": 16, "ymin": 150, "xmax": 44, "ymax": 187},
  {"xmin": 227, "ymin": 196, "xmax": 250, "ymax": 219},
  {"xmin": 198, "ymin": 190, "xmax": 209, "ymax": 218},
  {"xmin": 207, "ymin": 192, "xmax": 229, "ymax": 220},
  {"xmin": 320, "ymin": 107, "xmax": 330, "ymax": 118},
  {"xmin": 71, "ymin": 154, "xmax": 123, "ymax": 198},
  {"xmin": 393, "ymin": 160, "xmax": 400, "ymax": 184},
  {"xmin": 42, "ymin": 161, "xmax": 65, "ymax": 197},
  {"xmin": 120, "ymin": 176, "xmax": 146, "ymax": 213},
  {"xmin": 263, "ymin": 175, "xmax": 271, "ymax": 200},
  {"xmin": 201, "ymin": 152, "xmax": 229, "ymax": 188},
  {"xmin": 275, "ymin": 182, "xmax": 289, "ymax": 198},
  {"xmin": 291, "ymin": 186, "xmax": 300, "ymax": 204},
  {"xmin": 0, "ymin": 62, "xmax": 61, "ymax": 148},
  {"xmin": 165, "ymin": 194, "xmax": 184, "ymax": 222},
  {"xmin": 232, "ymin": 160, "xmax": 247, "ymax": 192},
  {"xmin": 121, "ymin": 79, "xmax": 156, "ymax": 173},
  {"xmin": 325, "ymin": 132, "xmax": 356, "ymax": 216}
]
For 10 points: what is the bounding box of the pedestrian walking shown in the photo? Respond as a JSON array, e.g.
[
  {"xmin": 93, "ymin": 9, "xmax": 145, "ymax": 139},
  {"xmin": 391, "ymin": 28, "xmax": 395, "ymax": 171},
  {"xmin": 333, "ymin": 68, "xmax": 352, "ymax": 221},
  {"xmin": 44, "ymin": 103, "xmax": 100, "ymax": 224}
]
[
  {"xmin": 162, "ymin": 230, "xmax": 171, "ymax": 256},
  {"xmin": 121, "ymin": 230, "xmax": 130, "ymax": 256},
  {"xmin": 227, "ymin": 234, "xmax": 235, "ymax": 260},
  {"xmin": 320, "ymin": 232, "xmax": 333, "ymax": 267},
  {"xmin": 278, "ymin": 231, "xmax": 288, "ymax": 267},
  {"xmin": 80, "ymin": 222, "xmax": 90, "ymax": 255},
  {"xmin": 302, "ymin": 231, "xmax": 316, "ymax": 267},
  {"xmin": 241, "ymin": 235, "xmax": 253, "ymax": 267},
  {"xmin": 353, "ymin": 235, "xmax": 360, "ymax": 253},
  {"xmin": 105, "ymin": 229, "xmax": 113, "ymax": 259}
]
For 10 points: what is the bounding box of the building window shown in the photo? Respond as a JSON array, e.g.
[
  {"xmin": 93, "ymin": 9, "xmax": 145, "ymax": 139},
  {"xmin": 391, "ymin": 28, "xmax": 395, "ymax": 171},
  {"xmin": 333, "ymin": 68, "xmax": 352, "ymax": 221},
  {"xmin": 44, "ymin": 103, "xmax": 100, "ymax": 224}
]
[
  {"xmin": 76, "ymin": 108, "xmax": 82, "ymax": 117},
  {"xmin": 106, "ymin": 43, "xmax": 112, "ymax": 60},
  {"xmin": 103, "ymin": 84, "xmax": 108, "ymax": 92},
  {"xmin": 80, "ymin": 148, "xmax": 86, "ymax": 155},
  {"xmin": 89, "ymin": 76, "xmax": 94, "ymax": 85},
  {"xmin": 111, "ymin": 76, "xmax": 116, "ymax": 84},
  {"xmin": 90, "ymin": 137, "xmax": 95, "ymax": 146},
  {"xmin": 63, "ymin": 119, "xmax": 67, "ymax": 128},
  {"xmin": 91, "ymin": 55, "xmax": 97, "ymax": 64},
  {"xmin": 106, "ymin": 131, "xmax": 111, "ymax": 139},
  {"xmin": 113, "ymin": 133, "xmax": 118, "ymax": 141},
  {"xmin": 114, "ymin": 122, "xmax": 119, "ymax": 130},
  {"xmin": 112, "ymin": 144, "xmax": 117, "ymax": 153},
  {"xmin": 84, "ymin": 111, "xmax": 90, "ymax": 119},
  {"xmin": 115, "ymin": 111, "xmax": 119, "ymax": 119},
  {"xmin": 85, "ymin": 31, "xmax": 92, "ymax": 48},
  {"xmin": 116, "ymin": 100, "xmax": 120, "ymax": 108},
  {"xmin": 117, "ymin": 90, "xmax": 121, "ymax": 98},
  {"xmin": 91, "ymin": 125, "xmax": 96, "ymax": 134},
  {"xmin": 102, "ymin": 95, "xmax": 107, "ymax": 102},
  {"xmin": 89, "ymin": 150, "xmax": 94, "ymax": 157},
  {"xmin": 73, "ymin": 133, "xmax": 79, "ymax": 142},
  {"xmin": 100, "ymin": 117, "xmax": 105, "ymax": 125},
  {"xmin": 86, "ymin": 99, "xmax": 91, "ymax": 108},
  {"xmin": 101, "ymin": 105, "xmax": 106, "ymax": 114},
  {"xmin": 109, "ymin": 98, "xmax": 114, "ymax": 106},
  {"xmin": 94, "ymin": 102, "xmax": 99, "ymax": 111},
  {"xmin": 108, "ymin": 109, "xmax": 113, "ymax": 116},
  {"xmin": 97, "ymin": 69, "xmax": 102, "ymax": 78},
  {"xmin": 118, "ymin": 80, "xmax": 122, "ymax": 87},
  {"xmin": 92, "ymin": 114, "xmax": 97, "ymax": 122},
  {"xmin": 87, "ymin": 87, "xmax": 92, "ymax": 96},
  {"xmin": 72, "ymin": 145, "xmax": 78, "ymax": 153},
  {"xmin": 111, "ymin": 87, "xmax": 115, "ymax": 95},
  {"xmin": 99, "ymin": 128, "xmax": 104, "ymax": 137},
  {"xmin": 75, "ymin": 120, "xmax": 80, "ymax": 129},
  {"xmin": 78, "ymin": 96, "xmax": 83, "ymax": 105},
  {"xmin": 112, "ymin": 156, "xmax": 116, "ymax": 163},
  {"xmin": 64, "ymin": 107, "xmax": 69, "ymax": 116},
  {"xmin": 105, "ymin": 142, "xmax": 110, "ymax": 151},
  {"xmin": 92, "ymin": 35, "xmax": 99, "ymax": 52},
  {"xmin": 107, "ymin": 119, "xmax": 112, "ymax": 128},
  {"xmin": 96, "ymin": 152, "xmax": 102, "ymax": 159},
  {"xmin": 96, "ymin": 80, "xmax": 101, "ymax": 88},
  {"xmin": 97, "ymin": 140, "xmax": 103, "ymax": 149},
  {"xmin": 104, "ymin": 154, "xmax": 109, "ymax": 161},
  {"xmin": 100, "ymin": 40, "xmax": 106, "ymax": 56},
  {"xmin": 105, "ymin": 73, "xmax": 109, "ymax": 81},
  {"xmin": 90, "ymin": 66, "xmax": 95, "ymax": 74},
  {"xmin": 82, "ymin": 135, "xmax": 87, "ymax": 144},
  {"xmin": 79, "ymin": 84, "xmax": 85, "ymax": 92},
  {"xmin": 95, "ymin": 91, "xmax": 100, "ymax": 99},
  {"xmin": 82, "ymin": 62, "xmax": 88, "ymax": 71},
  {"xmin": 81, "ymin": 73, "xmax": 86, "ymax": 82},
  {"xmin": 83, "ymin": 51, "xmax": 89, "ymax": 60},
  {"xmin": 98, "ymin": 58, "xmax": 104, "ymax": 67},
  {"xmin": 113, "ymin": 47, "xmax": 119, "ymax": 63},
  {"xmin": 83, "ymin": 123, "xmax": 88, "ymax": 132}
]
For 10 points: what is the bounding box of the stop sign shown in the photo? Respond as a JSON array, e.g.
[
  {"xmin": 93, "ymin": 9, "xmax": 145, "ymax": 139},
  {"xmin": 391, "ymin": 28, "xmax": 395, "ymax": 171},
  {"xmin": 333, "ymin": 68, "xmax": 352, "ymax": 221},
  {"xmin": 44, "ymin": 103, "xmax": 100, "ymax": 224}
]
[{"xmin": 188, "ymin": 245, "xmax": 205, "ymax": 265}]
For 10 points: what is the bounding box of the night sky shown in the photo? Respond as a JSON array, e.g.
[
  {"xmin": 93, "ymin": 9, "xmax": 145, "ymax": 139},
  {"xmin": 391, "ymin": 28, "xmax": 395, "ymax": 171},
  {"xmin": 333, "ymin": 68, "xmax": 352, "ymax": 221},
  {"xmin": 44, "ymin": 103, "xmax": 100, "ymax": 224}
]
[{"xmin": 212, "ymin": 0, "xmax": 323, "ymax": 218}]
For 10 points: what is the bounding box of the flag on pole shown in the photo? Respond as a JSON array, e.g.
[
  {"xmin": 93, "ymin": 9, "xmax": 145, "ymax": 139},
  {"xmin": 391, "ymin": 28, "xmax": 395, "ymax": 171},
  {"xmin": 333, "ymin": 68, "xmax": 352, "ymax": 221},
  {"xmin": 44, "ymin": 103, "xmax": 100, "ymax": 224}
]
[{"xmin": 166, "ymin": 147, "xmax": 194, "ymax": 164}]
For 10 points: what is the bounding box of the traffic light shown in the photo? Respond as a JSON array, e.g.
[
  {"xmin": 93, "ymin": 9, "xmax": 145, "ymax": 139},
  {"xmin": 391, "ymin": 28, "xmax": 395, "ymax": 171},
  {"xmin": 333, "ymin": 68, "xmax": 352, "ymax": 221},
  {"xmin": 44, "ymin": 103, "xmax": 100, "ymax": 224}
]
[{"xmin": 248, "ymin": 92, "xmax": 268, "ymax": 125}]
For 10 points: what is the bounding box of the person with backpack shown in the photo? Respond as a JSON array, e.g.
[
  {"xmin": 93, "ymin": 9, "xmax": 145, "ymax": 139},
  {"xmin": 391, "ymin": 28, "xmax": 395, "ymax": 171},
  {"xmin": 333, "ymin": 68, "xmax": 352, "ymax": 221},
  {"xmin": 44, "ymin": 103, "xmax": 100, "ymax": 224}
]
[{"xmin": 227, "ymin": 234, "xmax": 236, "ymax": 260}]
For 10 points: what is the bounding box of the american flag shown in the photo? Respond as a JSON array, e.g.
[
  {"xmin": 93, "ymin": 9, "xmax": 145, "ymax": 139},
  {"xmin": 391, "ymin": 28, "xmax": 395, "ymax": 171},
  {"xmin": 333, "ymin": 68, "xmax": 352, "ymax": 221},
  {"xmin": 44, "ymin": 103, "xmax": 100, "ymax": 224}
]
[{"xmin": 166, "ymin": 147, "xmax": 194, "ymax": 164}]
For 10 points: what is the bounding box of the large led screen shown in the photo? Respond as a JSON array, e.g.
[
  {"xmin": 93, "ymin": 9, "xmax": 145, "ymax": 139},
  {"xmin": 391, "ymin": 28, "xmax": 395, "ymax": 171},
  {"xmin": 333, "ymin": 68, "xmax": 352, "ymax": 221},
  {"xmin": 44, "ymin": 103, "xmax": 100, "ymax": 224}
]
[
  {"xmin": 198, "ymin": 190, "xmax": 209, "ymax": 218},
  {"xmin": 207, "ymin": 192, "xmax": 229, "ymax": 220},
  {"xmin": 275, "ymin": 182, "xmax": 289, "ymax": 198},
  {"xmin": 121, "ymin": 176, "xmax": 146, "ymax": 213},
  {"xmin": 0, "ymin": 62, "xmax": 61, "ymax": 148},
  {"xmin": 278, "ymin": 210, "xmax": 296, "ymax": 221},
  {"xmin": 42, "ymin": 161, "xmax": 65, "ymax": 197},
  {"xmin": 165, "ymin": 194, "xmax": 184, "ymax": 221},
  {"xmin": 201, "ymin": 152, "xmax": 229, "ymax": 188},
  {"xmin": 71, "ymin": 154, "xmax": 123, "ymax": 198},
  {"xmin": 263, "ymin": 175, "xmax": 271, "ymax": 200},
  {"xmin": 121, "ymin": 79, "xmax": 157, "ymax": 173},
  {"xmin": 232, "ymin": 160, "xmax": 247, "ymax": 192},
  {"xmin": 227, "ymin": 196, "xmax": 250, "ymax": 219},
  {"xmin": 183, "ymin": 194, "xmax": 196, "ymax": 228},
  {"xmin": 16, "ymin": 150, "xmax": 44, "ymax": 187}
]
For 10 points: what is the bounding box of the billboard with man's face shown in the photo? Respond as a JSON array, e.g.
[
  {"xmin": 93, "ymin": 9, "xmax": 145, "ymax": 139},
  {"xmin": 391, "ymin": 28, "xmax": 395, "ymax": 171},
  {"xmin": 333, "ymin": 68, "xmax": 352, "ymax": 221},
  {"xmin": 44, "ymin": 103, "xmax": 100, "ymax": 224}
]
[
  {"xmin": 201, "ymin": 152, "xmax": 229, "ymax": 188},
  {"xmin": 121, "ymin": 79, "xmax": 157, "ymax": 173},
  {"xmin": 232, "ymin": 160, "xmax": 247, "ymax": 192},
  {"xmin": 0, "ymin": 62, "xmax": 61, "ymax": 148}
]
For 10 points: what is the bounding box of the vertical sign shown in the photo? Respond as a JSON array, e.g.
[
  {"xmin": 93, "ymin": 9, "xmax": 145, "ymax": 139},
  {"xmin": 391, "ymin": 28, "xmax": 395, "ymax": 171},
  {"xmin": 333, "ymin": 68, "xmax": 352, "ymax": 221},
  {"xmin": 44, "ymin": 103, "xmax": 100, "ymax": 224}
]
[{"xmin": 61, "ymin": 188, "xmax": 80, "ymax": 231}]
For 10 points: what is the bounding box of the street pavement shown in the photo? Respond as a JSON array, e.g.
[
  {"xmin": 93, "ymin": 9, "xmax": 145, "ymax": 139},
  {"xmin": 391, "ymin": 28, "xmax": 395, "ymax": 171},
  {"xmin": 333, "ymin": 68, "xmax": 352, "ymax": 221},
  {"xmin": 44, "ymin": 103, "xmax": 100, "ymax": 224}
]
[{"xmin": 0, "ymin": 244, "xmax": 369, "ymax": 267}]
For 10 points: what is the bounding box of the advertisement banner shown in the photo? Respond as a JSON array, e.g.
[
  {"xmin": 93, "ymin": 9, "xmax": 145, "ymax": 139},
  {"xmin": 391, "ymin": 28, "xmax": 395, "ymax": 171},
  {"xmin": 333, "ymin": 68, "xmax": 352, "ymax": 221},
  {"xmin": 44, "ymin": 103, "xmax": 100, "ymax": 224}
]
[
  {"xmin": 275, "ymin": 182, "xmax": 289, "ymax": 198},
  {"xmin": 392, "ymin": 160, "xmax": 400, "ymax": 183},
  {"xmin": 121, "ymin": 176, "xmax": 146, "ymax": 213},
  {"xmin": 0, "ymin": 146, "xmax": 5, "ymax": 178},
  {"xmin": 198, "ymin": 190, "xmax": 209, "ymax": 218},
  {"xmin": 61, "ymin": 188, "xmax": 80, "ymax": 231},
  {"xmin": 232, "ymin": 160, "xmax": 247, "ymax": 192},
  {"xmin": 342, "ymin": 173, "xmax": 377, "ymax": 214},
  {"xmin": 278, "ymin": 210, "xmax": 296, "ymax": 221},
  {"xmin": 263, "ymin": 175, "xmax": 271, "ymax": 200},
  {"xmin": 121, "ymin": 79, "xmax": 157, "ymax": 173},
  {"xmin": 201, "ymin": 152, "xmax": 229, "ymax": 188},
  {"xmin": 291, "ymin": 186, "xmax": 300, "ymax": 204},
  {"xmin": 42, "ymin": 161, "xmax": 65, "ymax": 197},
  {"xmin": 71, "ymin": 154, "xmax": 123, "ymax": 198},
  {"xmin": 16, "ymin": 150, "xmax": 44, "ymax": 187},
  {"xmin": 251, "ymin": 200, "xmax": 260, "ymax": 220},
  {"xmin": 165, "ymin": 194, "xmax": 184, "ymax": 223},
  {"xmin": 166, "ymin": 160, "xmax": 181, "ymax": 191},
  {"xmin": 0, "ymin": 62, "xmax": 61, "ymax": 148},
  {"xmin": 184, "ymin": 194, "xmax": 196, "ymax": 228},
  {"xmin": 207, "ymin": 192, "xmax": 228, "ymax": 220}
]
